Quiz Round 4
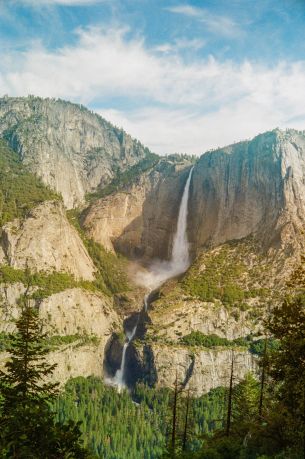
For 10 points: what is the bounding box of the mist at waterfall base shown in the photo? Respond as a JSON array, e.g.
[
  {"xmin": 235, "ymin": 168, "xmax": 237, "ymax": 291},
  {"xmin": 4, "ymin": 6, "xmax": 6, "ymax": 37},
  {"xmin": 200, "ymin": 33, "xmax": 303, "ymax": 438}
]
[
  {"xmin": 136, "ymin": 166, "xmax": 194, "ymax": 291},
  {"xmin": 112, "ymin": 167, "xmax": 193, "ymax": 391}
]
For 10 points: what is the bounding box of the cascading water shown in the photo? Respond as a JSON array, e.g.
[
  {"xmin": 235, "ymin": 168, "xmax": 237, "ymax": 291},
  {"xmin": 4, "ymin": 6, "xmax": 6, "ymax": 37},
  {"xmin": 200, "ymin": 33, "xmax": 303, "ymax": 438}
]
[
  {"xmin": 112, "ymin": 166, "xmax": 194, "ymax": 390},
  {"xmin": 136, "ymin": 166, "xmax": 194, "ymax": 290},
  {"xmin": 144, "ymin": 293, "xmax": 149, "ymax": 312},
  {"xmin": 170, "ymin": 166, "xmax": 193, "ymax": 274},
  {"xmin": 113, "ymin": 324, "xmax": 138, "ymax": 391}
]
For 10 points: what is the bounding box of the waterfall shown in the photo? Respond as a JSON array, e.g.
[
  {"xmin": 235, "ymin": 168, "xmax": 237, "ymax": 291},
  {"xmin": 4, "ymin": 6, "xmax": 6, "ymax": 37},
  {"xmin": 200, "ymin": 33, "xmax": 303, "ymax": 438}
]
[
  {"xmin": 112, "ymin": 166, "xmax": 194, "ymax": 390},
  {"xmin": 114, "ymin": 324, "xmax": 137, "ymax": 391},
  {"xmin": 136, "ymin": 166, "xmax": 194, "ymax": 290},
  {"xmin": 171, "ymin": 166, "xmax": 193, "ymax": 274},
  {"xmin": 144, "ymin": 293, "xmax": 149, "ymax": 312}
]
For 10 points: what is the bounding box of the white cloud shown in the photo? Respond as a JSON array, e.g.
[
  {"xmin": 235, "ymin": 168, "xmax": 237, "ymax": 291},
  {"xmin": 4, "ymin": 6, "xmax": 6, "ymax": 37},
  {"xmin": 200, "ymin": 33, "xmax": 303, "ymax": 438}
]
[
  {"xmin": 154, "ymin": 38, "xmax": 205, "ymax": 54},
  {"xmin": 166, "ymin": 5, "xmax": 241, "ymax": 37},
  {"xmin": 0, "ymin": 26, "xmax": 305, "ymax": 154}
]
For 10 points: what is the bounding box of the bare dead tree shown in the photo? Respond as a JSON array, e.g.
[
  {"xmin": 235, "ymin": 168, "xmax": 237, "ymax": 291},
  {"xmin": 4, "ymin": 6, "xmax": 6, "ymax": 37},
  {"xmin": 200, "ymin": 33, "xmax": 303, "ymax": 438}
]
[
  {"xmin": 226, "ymin": 350, "xmax": 234, "ymax": 436},
  {"xmin": 182, "ymin": 389, "xmax": 190, "ymax": 451},
  {"xmin": 171, "ymin": 371, "xmax": 178, "ymax": 455},
  {"xmin": 259, "ymin": 336, "xmax": 268, "ymax": 416}
]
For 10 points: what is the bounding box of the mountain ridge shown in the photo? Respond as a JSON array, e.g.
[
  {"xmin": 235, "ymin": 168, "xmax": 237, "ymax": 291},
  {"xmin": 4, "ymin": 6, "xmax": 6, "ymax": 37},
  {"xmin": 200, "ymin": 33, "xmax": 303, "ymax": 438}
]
[
  {"xmin": 0, "ymin": 95, "xmax": 304, "ymax": 395},
  {"xmin": 0, "ymin": 95, "xmax": 155, "ymax": 208}
]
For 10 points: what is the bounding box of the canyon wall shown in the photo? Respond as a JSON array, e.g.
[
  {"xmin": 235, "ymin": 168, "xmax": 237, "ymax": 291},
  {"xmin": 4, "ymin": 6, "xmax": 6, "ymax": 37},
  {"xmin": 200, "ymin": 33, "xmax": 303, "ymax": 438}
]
[
  {"xmin": 85, "ymin": 129, "xmax": 305, "ymax": 264},
  {"xmin": 84, "ymin": 159, "xmax": 192, "ymax": 260},
  {"xmin": 188, "ymin": 129, "xmax": 305, "ymax": 254}
]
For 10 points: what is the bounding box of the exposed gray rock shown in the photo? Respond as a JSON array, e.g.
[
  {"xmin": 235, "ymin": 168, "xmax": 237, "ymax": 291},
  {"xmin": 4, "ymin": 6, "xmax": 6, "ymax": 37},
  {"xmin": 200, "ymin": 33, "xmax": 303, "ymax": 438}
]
[
  {"xmin": 189, "ymin": 129, "xmax": 305, "ymax": 256},
  {"xmin": 0, "ymin": 96, "xmax": 150, "ymax": 208},
  {"xmin": 0, "ymin": 284, "xmax": 122, "ymax": 385},
  {"xmin": 1, "ymin": 201, "xmax": 96, "ymax": 280},
  {"xmin": 136, "ymin": 343, "xmax": 257, "ymax": 396},
  {"xmin": 0, "ymin": 283, "xmax": 28, "ymax": 333},
  {"xmin": 39, "ymin": 287, "xmax": 120, "ymax": 336},
  {"xmin": 85, "ymin": 129, "xmax": 305, "ymax": 268},
  {"xmin": 84, "ymin": 159, "xmax": 192, "ymax": 260}
]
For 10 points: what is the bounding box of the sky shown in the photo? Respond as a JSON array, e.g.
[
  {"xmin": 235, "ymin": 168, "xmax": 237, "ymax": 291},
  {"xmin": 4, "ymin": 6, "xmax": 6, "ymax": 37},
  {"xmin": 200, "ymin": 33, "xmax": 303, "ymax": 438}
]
[{"xmin": 1, "ymin": 0, "xmax": 305, "ymax": 155}]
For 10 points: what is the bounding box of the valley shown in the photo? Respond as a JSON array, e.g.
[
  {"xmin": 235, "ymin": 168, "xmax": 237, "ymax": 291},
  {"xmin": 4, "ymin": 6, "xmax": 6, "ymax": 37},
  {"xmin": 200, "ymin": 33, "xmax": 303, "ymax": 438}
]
[{"xmin": 0, "ymin": 96, "xmax": 304, "ymax": 457}]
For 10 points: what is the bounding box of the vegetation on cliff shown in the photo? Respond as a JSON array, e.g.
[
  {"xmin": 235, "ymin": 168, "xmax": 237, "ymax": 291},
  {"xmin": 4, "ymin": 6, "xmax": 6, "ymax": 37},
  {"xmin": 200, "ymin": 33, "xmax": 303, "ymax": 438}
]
[
  {"xmin": 0, "ymin": 139, "xmax": 59, "ymax": 227},
  {"xmin": 67, "ymin": 209, "xmax": 129, "ymax": 294},
  {"xmin": 173, "ymin": 294, "xmax": 305, "ymax": 459},
  {"xmin": 86, "ymin": 152, "xmax": 159, "ymax": 201},
  {"xmin": 51, "ymin": 292, "xmax": 304, "ymax": 459},
  {"xmin": 0, "ymin": 289, "xmax": 91, "ymax": 458},
  {"xmin": 181, "ymin": 241, "xmax": 270, "ymax": 308},
  {"xmin": 180, "ymin": 331, "xmax": 279, "ymax": 355},
  {"xmin": 0, "ymin": 264, "xmax": 110, "ymax": 297}
]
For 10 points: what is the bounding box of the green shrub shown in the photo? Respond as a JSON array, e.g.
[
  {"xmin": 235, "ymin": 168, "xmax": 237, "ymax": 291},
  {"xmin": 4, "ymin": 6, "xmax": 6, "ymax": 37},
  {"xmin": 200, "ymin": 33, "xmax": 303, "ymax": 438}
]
[
  {"xmin": 181, "ymin": 331, "xmax": 234, "ymax": 348},
  {"xmin": 0, "ymin": 139, "xmax": 59, "ymax": 226},
  {"xmin": 67, "ymin": 210, "xmax": 129, "ymax": 295},
  {"xmin": 0, "ymin": 265, "xmax": 109, "ymax": 298},
  {"xmin": 86, "ymin": 152, "xmax": 159, "ymax": 201},
  {"xmin": 181, "ymin": 243, "xmax": 270, "ymax": 307}
]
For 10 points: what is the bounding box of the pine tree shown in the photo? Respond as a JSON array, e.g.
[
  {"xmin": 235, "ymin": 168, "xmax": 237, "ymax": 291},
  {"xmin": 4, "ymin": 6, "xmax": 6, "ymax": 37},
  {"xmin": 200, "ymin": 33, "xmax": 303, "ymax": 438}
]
[
  {"xmin": 267, "ymin": 294, "xmax": 305, "ymax": 457},
  {"xmin": 0, "ymin": 289, "xmax": 92, "ymax": 458}
]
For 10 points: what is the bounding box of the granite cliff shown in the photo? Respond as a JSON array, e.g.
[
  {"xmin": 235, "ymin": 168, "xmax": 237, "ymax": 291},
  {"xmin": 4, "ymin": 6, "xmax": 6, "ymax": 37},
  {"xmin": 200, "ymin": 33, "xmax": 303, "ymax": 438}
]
[
  {"xmin": 0, "ymin": 96, "xmax": 152, "ymax": 208},
  {"xmin": 0, "ymin": 96, "xmax": 304, "ymax": 394},
  {"xmin": 85, "ymin": 128, "xmax": 305, "ymax": 265}
]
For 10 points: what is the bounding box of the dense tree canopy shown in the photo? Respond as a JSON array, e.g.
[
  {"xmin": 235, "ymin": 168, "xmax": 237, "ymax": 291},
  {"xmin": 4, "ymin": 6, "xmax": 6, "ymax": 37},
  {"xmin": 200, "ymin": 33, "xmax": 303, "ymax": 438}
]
[{"xmin": 0, "ymin": 289, "xmax": 92, "ymax": 458}]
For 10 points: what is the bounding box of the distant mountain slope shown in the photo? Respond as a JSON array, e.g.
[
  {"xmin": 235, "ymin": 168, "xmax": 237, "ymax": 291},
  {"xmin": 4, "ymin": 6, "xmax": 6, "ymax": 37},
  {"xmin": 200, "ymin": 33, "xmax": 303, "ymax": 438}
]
[{"xmin": 0, "ymin": 96, "xmax": 155, "ymax": 208}]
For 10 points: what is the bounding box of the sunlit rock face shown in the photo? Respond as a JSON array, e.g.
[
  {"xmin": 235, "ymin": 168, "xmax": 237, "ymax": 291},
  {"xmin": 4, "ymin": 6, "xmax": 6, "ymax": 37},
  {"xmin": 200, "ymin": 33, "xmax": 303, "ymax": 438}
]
[
  {"xmin": 189, "ymin": 129, "xmax": 305, "ymax": 254},
  {"xmin": 85, "ymin": 129, "xmax": 305, "ymax": 266},
  {"xmin": 0, "ymin": 96, "xmax": 150, "ymax": 208},
  {"xmin": 83, "ymin": 159, "xmax": 192, "ymax": 260},
  {"xmin": 1, "ymin": 201, "xmax": 96, "ymax": 281}
]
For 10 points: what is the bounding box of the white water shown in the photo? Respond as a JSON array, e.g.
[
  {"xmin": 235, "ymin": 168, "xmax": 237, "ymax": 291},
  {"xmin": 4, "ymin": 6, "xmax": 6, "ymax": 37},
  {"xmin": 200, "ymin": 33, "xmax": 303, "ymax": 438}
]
[
  {"xmin": 144, "ymin": 293, "xmax": 150, "ymax": 312},
  {"xmin": 136, "ymin": 166, "xmax": 194, "ymax": 290},
  {"xmin": 114, "ymin": 324, "xmax": 137, "ymax": 391},
  {"xmin": 112, "ymin": 166, "xmax": 194, "ymax": 390},
  {"xmin": 171, "ymin": 166, "xmax": 193, "ymax": 272}
]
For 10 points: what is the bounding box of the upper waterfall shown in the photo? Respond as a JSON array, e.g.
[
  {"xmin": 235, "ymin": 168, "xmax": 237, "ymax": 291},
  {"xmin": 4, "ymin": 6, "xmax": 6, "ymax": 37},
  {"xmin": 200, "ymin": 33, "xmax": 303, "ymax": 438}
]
[
  {"xmin": 171, "ymin": 166, "xmax": 193, "ymax": 273},
  {"xmin": 111, "ymin": 166, "xmax": 194, "ymax": 391},
  {"xmin": 136, "ymin": 166, "xmax": 194, "ymax": 290}
]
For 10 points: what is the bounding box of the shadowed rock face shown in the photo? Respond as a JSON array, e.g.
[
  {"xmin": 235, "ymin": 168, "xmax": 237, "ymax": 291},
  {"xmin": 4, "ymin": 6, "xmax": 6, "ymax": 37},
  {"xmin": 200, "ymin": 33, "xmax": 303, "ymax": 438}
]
[
  {"xmin": 85, "ymin": 129, "xmax": 305, "ymax": 263},
  {"xmin": 0, "ymin": 96, "xmax": 150, "ymax": 208},
  {"xmin": 84, "ymin": 160, "xmax": 192, "ymax": 260},
  {"xmin": 1, "ymin": 201, "xmax": 96, "ymax": 280}
]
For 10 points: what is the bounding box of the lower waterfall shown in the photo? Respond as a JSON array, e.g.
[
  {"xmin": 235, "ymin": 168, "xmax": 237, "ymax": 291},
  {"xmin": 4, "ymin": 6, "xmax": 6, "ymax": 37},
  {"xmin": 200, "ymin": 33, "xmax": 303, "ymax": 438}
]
[
  {"xmin": 112, "ymin": 166, "xmax": 194, "ymax": 390},
  {"xmin": 113, "ymin": 324, "xmax": 138, "ymax": 391}
]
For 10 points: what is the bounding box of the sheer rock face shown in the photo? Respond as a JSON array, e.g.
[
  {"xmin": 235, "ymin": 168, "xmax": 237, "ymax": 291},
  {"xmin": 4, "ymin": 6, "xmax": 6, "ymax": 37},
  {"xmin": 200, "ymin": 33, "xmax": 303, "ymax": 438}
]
[
  {"xmin": 1, "ymin": 201, "xmax": 96, "ymax": 280},
  {"xmin": 84, "ymin": 129, "xmax": 305, "ymax": 264},
  {"xmin": 84, "ymin": 160, "xmax": 192, "ymax": 260},
  {"xmin": 0, "ymin": 96, "xmax": 149, "ymax": 208},
  {"xmin": 0, "ymin": 285, "xmax": 121, "ymax": 385},
  {"xmin": 146, "ymin": 345, "xmax": 256, "ymax": 396},
  {"xmin": 127, "ymin": 342, "xmax": 256, "ymax": 396},
  {"xmin": 189, "ymin": 129, "xmax": 305, "ymax": 255},
  {"xmin": 0, "ymin": 284, "xmax": 121, "ymax": 337},
  {"xmin": 0, "ymin": 283, "xmax": 27, "ymax": 333},
  {"xmin": 47, "ymin": 341, "xmax": 106, "ymax": 384},
  {"xmin": 39, "ymin": 288, "xmax": 119, "ymax": 337},
  {"xmin": 149, "ymin": 299, "xmax": 257, "ymax": 342},
  {"xmin": 0, "ymin": 342, "xmax": 108, "ymax": 386}
]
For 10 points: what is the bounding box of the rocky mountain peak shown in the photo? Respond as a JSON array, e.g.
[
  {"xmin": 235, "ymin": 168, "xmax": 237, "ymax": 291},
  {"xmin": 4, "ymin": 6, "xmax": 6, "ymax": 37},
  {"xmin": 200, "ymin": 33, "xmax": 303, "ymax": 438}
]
[{"xmin": 0, "ymin": 96, "xmax": 153, "ymax": 208}]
